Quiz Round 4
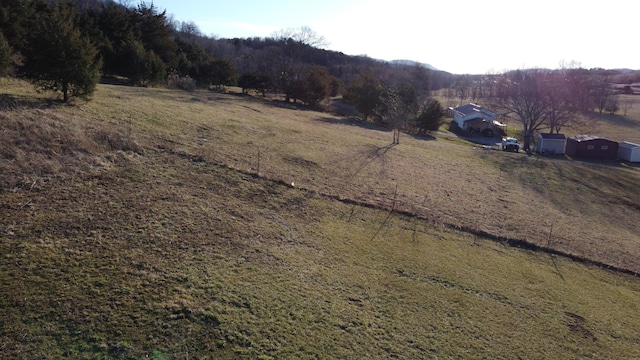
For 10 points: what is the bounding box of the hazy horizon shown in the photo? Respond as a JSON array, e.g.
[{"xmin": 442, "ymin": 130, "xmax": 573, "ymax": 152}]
[{"xmin": 147, "ymin": 0, "xmax": 638, "ymax": 74}]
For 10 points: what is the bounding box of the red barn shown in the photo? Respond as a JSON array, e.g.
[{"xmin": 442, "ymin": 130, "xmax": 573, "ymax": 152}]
[{"xmin": 565, "ymin": 135, "xmax": 618, "ymax": 160}]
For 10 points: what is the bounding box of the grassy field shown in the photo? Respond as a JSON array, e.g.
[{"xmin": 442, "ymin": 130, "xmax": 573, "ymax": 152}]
[{"xmin": 1, "ymin": 79, "xmax": 640, "ymax": 358}]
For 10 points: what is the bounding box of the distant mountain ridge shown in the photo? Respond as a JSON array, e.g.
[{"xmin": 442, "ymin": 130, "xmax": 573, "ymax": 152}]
[{"xmin": 389, "ymin": 59, "xmax": 438, "ymax": 71}]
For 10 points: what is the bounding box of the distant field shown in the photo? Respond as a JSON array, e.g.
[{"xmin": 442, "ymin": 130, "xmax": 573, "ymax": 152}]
[{"xmin": 1, "ymin": 79, "xmax": 640, "ymax": 358}]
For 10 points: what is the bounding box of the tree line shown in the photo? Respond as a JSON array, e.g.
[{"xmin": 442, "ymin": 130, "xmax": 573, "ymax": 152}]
[
  {"xmin": 0, "ymin": 0, "xmax": 452, "ymax": 104},
  {"xmin": 1, "ymin": 0, "xmax": 635, "ymax": 146}
]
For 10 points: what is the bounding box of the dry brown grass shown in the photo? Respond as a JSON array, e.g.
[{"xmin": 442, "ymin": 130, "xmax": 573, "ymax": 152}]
[
  {"xmin": 2, "ymin": 78, "xmax": 640, "ymax": 358},
  {"xmin": 3, "ymin": 144, "xmax": 639, "ymax": 358},
  {"xmin": 589, "ymin": 94, "xmax": 640, "ymax": 142},
  {"xmin": 0, "ymin": 79, "xmax": 140, "ymax": 191},
  {"xmin": 3, "ymin": 79, "xmax": 640, "ymax": 273}
]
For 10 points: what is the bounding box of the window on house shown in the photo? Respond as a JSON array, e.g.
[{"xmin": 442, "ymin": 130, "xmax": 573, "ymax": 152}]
[
  {"xmin": 601, "ymin": 145, "xmax": 608, "ymax": 150},
  {"xmin": 587, "ymin": 145, "xmax": 595, "ymax": 150}
]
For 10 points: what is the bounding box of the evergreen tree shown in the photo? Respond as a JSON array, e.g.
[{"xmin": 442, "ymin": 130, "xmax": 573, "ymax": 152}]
[
  {"xmin": 175, "ymin": 36, "xmax": 209, "ymax": 82},
  {"xmin": 23, "ymin": 2, "xmax": 102, "ymax": 102},
  {"xmin": 238, "ymin": 72, "xmax": 271, "ymax": 96},
  {"xmin": 203, "ymin": 58, "xmax": 236, "ymax": 89},
  {"xmin": 90, "ymin": 0, "xmax": 134, "ymax": 76},
  {"xmin": 132, "ymin": 2, "xmax": 177, "ymax": 69},
  {"xmin": 0, "ymin": 0, "xmax": 45, "ymax": 51},
  {"xmin": 345, "ymin": 67, "xmax": 383, "ymax": 121},
  {"xmin": 122, "ymin": 37, "xmax": 165, "ymax": 86},
  {"xmin": 298, "ymin": 66, "xmax": 332, "ymax": 107},
  {"xmin": 415, "ymin": 99, "xmax": 445, "ymax": 134}
]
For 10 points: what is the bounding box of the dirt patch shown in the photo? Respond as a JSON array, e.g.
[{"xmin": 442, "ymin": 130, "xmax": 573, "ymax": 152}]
[
  {"xmin": 284, "ymin": 156, "xmax": 319, "ymax": 168},
  {"xmin": 565, "ymin": 311, "xmax": 597, "ymax": 342}
]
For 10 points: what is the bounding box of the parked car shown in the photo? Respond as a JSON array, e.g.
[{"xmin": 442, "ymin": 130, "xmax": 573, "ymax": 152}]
[{"xmin": 502, "ymin": 137, "xmax": 520, "ymax": 152}]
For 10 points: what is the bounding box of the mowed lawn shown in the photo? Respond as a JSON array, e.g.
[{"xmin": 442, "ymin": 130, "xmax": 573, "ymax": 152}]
[{"xmin": 1, "ymin": 80, "xmax": 640, "ymax": 358}]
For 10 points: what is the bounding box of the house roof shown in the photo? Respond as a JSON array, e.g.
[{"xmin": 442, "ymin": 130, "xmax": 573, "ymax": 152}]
[
  {"xmin": 453, "ymin": 103, "xmax": 495, "ymax": 117},
  {"xmin": 454, "ymin": 103, "xmax": 481, "ymax": 116},
  {"xmin": 539, "ymin": 133, "xmax": 566, "ymax": 140}
]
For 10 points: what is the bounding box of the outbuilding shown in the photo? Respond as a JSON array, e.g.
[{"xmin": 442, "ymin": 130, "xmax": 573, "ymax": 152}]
[
  {"xmin": 617, "ymin": 141, "xmax": 640, "ymax": 162},
  {"xmin": 565, "ymin": 135, "xmax": 618, "ymax": 160},
  {"xmin": 536, "ymin": 133, "xmax": 566, "ymax": 155}
]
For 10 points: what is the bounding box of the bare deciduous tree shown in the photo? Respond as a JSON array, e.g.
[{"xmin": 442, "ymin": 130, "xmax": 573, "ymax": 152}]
[
  {"xmin": 620, "ymin": 97, "xmax": 635, "ymax": 116},
  {"xmin": 545, "ymin": 68, "xmax": 584, "ymax": 134},
  {"xmin": 604, "ymin": 97, "xmax": 619, "ymax": 115},
  {"xmin": 482, "ymin": 66, "xmax": 603, "ymax": 148},
  {"xmin": 444, "ymin": 87, "xmax": 455, "ymax": 107},
  {"xmin": 179, "ymin": 21, "xmax": 201, "ymax": 38},
  {"xmin": 453, "ymin": 75, "xmax": 471, "ymax": 106},
  {"xmin": 378, "ymin": 83, "xmax": 418, "ymax": 144},
  {"xmin": 271, "ymin": 26, "xmax": 328, "ymax": 103},
  {"xmin": 543, "ymin": 62, "xmax": 592, "ymax": 133},
  {"xmin": 565, "ymin": 67, "xmax": 593, "ymax": 112},
  {"xmin": 482, "ymin": 69, "xmax": 551, "ymax": 152},
  {"xmin": 590, "ymin": 74, "xmax": 614, "ymax": 114}
]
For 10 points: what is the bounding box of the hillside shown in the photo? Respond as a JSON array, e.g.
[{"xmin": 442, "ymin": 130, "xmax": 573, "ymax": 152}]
[
  {"xmin": 1, "ymin": 79, "xmax": 640, "ymax": 358},
  {"xmin": 390, "ymin": 60, "xmax": 438, "ymax": 71}
]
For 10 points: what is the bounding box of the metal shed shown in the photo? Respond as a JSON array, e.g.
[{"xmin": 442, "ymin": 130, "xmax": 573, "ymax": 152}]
[
  {"xmin": 565, "ymin": 135, "xmax": 618, "ymax": 160},
  {"xmin": 617, "ymin": 141, "xmax": 640, "ymax": 162},
  {"xmin": 536, "ymin": 133, "xmax": 566, "ymax": 155}
]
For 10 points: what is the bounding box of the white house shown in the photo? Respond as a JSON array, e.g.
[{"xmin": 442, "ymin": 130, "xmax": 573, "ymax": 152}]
[
  {"xmin": 451, "ymin": 103, "xmax": 504, "ymax": 136},
  {"xmin": 617, "ymin": 141, "xmax": 640, "ymax": 162},
  {"xmin": 536, "ymin": 133, "xmax": 566, "ymax": 155}
]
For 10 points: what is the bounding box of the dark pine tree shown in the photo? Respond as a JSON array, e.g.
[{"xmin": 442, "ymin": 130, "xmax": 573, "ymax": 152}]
[{"xmin": 23, "ymin": 2, "xmax": 102, "ymax": 102}]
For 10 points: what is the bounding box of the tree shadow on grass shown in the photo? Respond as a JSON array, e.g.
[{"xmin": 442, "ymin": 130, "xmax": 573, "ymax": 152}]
[
  {"xmin": 342, "ymin": 143, "xmax": 397, "ymax": 179},
  {"xmin": 408, "ymin": 132, "xmax": 437, "ymax": 141},
  {"xmin": 315, "ymin": 116, "xmax": 388, "ymax": 132},
  {"xmin": 317, "ymin": 117, "xmax": 440, "ymax": 143},
  {"xmin": 0, "ymin": 93, "xmax": 58, "ymax": 111}
]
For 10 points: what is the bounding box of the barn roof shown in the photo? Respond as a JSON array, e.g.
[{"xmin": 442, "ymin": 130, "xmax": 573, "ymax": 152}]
[
  {"xmin": 619, "ymin": 141, "xmax": 640, "ymax": 149},
  {"xmin": 570, "ymin": 134, "xmax": 616, "ymax": 143}
]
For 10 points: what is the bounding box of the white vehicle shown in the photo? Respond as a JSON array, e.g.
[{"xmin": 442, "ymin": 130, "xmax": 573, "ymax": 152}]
[{"xmin": 501, "ymin": 137, "xmax": 520, "ymax": 152}]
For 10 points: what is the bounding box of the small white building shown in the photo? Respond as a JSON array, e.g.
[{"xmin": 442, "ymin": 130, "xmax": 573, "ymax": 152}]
[
  {"xmin": 617, "ymin": 141, "xmax": 640, "ymax": 162},
  {"xmin": 536, "ymin": 133, "xmax": 566, "ymax": 155}
]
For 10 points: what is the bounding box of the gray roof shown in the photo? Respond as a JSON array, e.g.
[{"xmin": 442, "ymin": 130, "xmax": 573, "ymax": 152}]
[
  {"xmin": 539, "ymin": 133, "xmax": 566, "ymax": 139},
  {"xmin": 619, "ymin": 141, "xmax": 640, "ymax": 149},
  {"xmin": 454, "ymin": 103, "xmax": 486, "ymax": 116},
  {"xmin": 455, "ymin": 104, "xmax": 479, "ymax": 115},
  {"xmin": 570, "ymin": 134, "xmax": 616, "ymax": 143}
]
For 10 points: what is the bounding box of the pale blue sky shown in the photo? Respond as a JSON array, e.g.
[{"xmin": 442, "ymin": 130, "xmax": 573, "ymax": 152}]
[{"xmin": 148, "ymin": 0, "xmax": 637, "ymax": 74}]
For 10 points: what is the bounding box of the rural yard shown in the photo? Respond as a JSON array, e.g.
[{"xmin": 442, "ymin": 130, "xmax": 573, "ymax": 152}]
[{"xmin": 1, "ymin": 79, "xmax": 640, "ymax": 358}]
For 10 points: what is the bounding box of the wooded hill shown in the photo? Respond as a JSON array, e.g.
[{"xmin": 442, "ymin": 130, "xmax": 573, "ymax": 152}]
[
  {"xmin": 1, "ymin": 0, "xmax": 639, "ymax": 141},
  {"xmin": 0, "ymin": 0, "xmax": 453, "ymax": 100},
  {"xmin": 4, "ymin": 0, "xmax": 636, "ymax": 103}
]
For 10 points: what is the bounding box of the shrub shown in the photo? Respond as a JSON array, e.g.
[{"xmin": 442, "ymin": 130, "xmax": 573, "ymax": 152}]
[{"xmin": 167, "ymin": 72, "xmax": 196, "ymax": 92}]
